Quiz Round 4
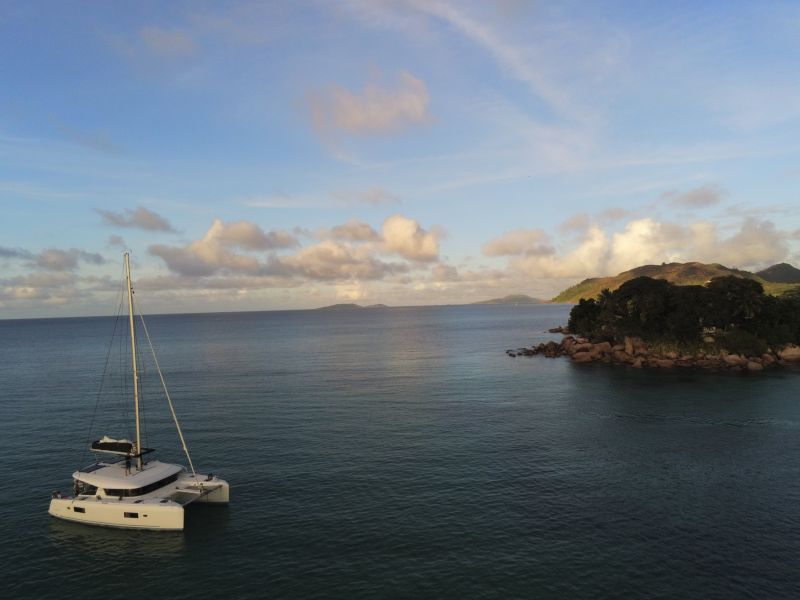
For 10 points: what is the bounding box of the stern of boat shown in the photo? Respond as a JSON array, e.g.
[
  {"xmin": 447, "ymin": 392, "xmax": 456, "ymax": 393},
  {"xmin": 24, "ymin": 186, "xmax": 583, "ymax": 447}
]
[{"xmin": 176, "ymin": 473, "xmax": 230, "ymax": 505}]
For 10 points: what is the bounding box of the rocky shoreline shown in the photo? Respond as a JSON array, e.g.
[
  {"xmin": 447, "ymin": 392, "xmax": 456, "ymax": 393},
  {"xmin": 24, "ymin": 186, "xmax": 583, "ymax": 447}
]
[{"xmin": 507, "ymin": 334, "xmax": 800, "ymax": 372}]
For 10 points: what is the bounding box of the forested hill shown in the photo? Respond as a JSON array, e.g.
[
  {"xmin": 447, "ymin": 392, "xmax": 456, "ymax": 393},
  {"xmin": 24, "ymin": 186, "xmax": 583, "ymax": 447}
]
[
  {"xmin": 757, "ymin": 263, "xmax": 800, "ymax": 283},
  {"xmin": 553, "ymin": 262, "xmax": 799, "ymax": 303}
]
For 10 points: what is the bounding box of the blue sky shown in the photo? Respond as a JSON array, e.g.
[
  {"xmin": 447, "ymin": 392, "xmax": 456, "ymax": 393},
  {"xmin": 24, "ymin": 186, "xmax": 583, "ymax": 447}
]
[{"xmin": 2, "ymin": 1, "xmax": 799, "ymax": 317}]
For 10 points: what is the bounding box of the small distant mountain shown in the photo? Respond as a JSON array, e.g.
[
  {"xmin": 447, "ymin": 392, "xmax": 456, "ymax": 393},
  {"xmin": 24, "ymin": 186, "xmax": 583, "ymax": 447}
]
[
  {"xmin": 757, "ymin": 263, "xmax": 800, "ymax": 283},
  {"xmin": 316, "ymin": 303, "xmax": 389, "ymax": 310},
  {"xmin": 552, "ymin": 262, "xmax": 800, "ymax": 303},
  {"xmin": 316, "ymin": 303, "xmax": 363, "ymax": 310},
  {"xmin": 472, "ymin": 294, "xmax": 542, "ymax": 305}
]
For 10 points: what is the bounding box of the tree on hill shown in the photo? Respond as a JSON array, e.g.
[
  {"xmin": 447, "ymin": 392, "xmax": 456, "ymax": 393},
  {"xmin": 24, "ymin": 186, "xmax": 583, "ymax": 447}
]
[{"xmin": 567, "ymin": 275, "xmax": 800, "ymax": 348}]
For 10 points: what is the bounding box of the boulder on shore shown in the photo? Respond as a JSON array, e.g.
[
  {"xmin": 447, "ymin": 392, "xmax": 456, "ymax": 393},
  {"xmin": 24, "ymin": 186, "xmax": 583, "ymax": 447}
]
[
  {"xmin": 506, "ymin": 329, "xmax": 795, "ymax": 373},
  {"xmin": 778, "ymin": 344, "xmax": 800, "ymax": 362}
]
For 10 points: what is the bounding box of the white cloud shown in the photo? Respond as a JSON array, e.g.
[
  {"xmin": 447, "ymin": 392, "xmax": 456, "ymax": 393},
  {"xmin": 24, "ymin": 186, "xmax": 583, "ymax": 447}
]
[
  {"xmin": 214, "ymin": 220, "xmax": 298, "ymax": 250},
  {"xmin": 149, "ymin": 218, "xmax": 295, "ymax": 276},
  {"xmin": 270, "ymin": 240, "xmax": 406, "ymax": 281},
  {"xmin": 329, "ymin": 219, "xmax": 381, "ymax": 242},
  {"xmin": 497, "ymin": 217, "xmax": 793, "ymax": 281},
  {"xmin": 308, "ymin": 71, "xmax": 432, "ymax": 136},
  {"xmin": 382, "ymin": 214, "xmax": 439, "ymax": 261}
]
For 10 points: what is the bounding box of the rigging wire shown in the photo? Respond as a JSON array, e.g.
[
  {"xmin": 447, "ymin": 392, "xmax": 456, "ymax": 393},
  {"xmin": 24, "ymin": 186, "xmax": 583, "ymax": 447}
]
[
  {"xmin": 82, "ymin": 266, "xmax": 126, "ymax": 464},
  {"xmin": 138, "ymin": 311, "xmax": 200, "ymax": 483}
]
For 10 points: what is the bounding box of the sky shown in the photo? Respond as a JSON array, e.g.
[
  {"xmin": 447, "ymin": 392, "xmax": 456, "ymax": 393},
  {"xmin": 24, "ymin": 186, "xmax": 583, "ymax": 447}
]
[{"xmin": 2, "ymin": 0, "xmax": 800, "ymax": 318}]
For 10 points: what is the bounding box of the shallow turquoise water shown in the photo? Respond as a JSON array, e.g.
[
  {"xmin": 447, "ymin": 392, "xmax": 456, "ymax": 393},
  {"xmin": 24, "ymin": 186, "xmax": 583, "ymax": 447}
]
[{"xmin": 1, "ymin": 305, "xmax": 799, "ymax": 598}]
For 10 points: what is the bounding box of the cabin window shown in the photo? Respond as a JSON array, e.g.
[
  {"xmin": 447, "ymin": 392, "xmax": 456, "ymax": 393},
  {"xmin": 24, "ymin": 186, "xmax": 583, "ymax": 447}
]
[
  {"xmin": 103, "ymin": 472, "xmax": 180, "ymax": 498},
  {"xmin": 123, "ymin": 512, "xmax": 139, "ymax": 519},
  {"xmin": 74, "ymin": 507, "xmax": 85, "ymax": 513},
  {"xmin": 74, "ymin": 481, "xmax": 97, "ymax": 495}
]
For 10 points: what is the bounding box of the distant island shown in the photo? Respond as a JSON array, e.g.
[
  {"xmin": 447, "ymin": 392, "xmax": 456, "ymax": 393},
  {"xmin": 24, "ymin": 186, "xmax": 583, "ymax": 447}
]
[
  {"xmin": 472, "ymin": 294, "xmax": 542, "ymax": 305},
  {"xmin": 552, "ymin": 261, "xmax": 800, "ymax": 303},
  {"xmin": 511, "ymin": 262, "xmax": 800, "ymax": 372},
  {"xmin": 316, "ymin": 303, "xmax": 389, "ymax": 310}
]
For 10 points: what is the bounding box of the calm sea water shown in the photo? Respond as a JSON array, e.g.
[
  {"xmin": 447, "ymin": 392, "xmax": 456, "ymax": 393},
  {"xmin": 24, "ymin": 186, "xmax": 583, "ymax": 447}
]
[{"xmin": 1, "ymin": 304, "xmax": 800, "ymax": 599}]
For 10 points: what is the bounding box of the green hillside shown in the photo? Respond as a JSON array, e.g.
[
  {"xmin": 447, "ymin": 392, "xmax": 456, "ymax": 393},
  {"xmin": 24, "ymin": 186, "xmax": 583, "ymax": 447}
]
[
  {"xmin": 552, "ymin": 262, "xmax": 800, "ymax": 303},
  {"xmin": 757, "ymin": 263, "xmax": 800, "ymax": 283}
]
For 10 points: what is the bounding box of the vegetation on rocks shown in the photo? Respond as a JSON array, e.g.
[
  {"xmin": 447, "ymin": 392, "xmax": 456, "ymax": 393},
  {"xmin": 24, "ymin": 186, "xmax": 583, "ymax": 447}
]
[
  {"xmin": 509, "ymin": 276, "xmax": 800, "ymax": 371},
  {"xmin": 567, "ymin": 276, "xmax": 800, "ymax": 348}
]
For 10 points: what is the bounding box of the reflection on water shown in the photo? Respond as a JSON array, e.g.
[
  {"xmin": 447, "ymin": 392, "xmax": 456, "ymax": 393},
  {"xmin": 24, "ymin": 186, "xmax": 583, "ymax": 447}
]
[
  {"xmin": 48, "ymin": 518, "xmax": 187, "ymax": 557},
  {"xmin": 4, "ymin": 306, "xmax": 800, "ymax": 598}
]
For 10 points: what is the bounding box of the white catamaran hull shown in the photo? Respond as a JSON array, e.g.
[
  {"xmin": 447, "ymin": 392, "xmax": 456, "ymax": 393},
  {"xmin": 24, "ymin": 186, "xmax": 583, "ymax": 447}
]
[{"xmin": 49, "ymin": 473, "xmax": 229, "ymax": 531}]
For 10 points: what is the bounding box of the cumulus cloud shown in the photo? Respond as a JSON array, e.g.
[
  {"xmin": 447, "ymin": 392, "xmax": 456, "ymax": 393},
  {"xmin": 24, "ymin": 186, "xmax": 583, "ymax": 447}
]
[
  {"xmin": 308, "ymin": 71, "xmax": 432, "ymax": 136},
  {"xmin": 148, "ymin": 215, "xmax": 442, "ymax": 287},
  {"xmin": 149, "ymin": 218, "xmax": 294, "ymax": 276},
  {"xmin": 97, "ymin": 206, "xmax": 177, "ymax": 232},
  {"xmin": 270, "ymin": 240, "xmax": 407, "ymax": 281},
  {"xmin": 498, "ymin": 217, "xmax": 792, "ymax": 281},
  {"xmin": 382, "ymin": 214, "xmax": 440, "ymax": 261},
  {"xmin": 329, "ymin": 219, "xmax": 381, "ymax": 242},
  {"xmin": 482, "ymin": 228, "xmax": 555, "ymax": 257},
  {"xmin": 214, "ymin": 220, "xmax": 298, "ymax": 250},
  {"xmin": 661, "ymin": 184, "xmax": 726, "ymax": 208}
]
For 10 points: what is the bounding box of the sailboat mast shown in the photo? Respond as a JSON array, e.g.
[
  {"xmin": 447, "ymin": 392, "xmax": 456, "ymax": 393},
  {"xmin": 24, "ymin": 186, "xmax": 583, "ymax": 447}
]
[{"xmin": 124, "ymin": 252, "xmax": 143, "ymax": 471}]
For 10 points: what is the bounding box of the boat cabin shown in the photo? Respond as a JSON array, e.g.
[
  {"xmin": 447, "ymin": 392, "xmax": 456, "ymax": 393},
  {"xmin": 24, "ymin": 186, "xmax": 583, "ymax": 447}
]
[{"xmin": 72, "ymin": 460, "xmax": 185, "ymax": 499}]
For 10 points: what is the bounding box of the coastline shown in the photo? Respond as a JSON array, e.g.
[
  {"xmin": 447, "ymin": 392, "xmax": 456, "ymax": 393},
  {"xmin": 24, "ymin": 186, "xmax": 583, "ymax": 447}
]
[{"xmin": 508, "ymin": 334, "xmax": 800, "ymax": 372}]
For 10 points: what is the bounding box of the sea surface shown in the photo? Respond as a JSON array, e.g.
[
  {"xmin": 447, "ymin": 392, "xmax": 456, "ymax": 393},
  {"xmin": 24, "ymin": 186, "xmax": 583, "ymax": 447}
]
[{"xmin": 1, "ymin": 304, "xmax": 800, "ymax": 599}]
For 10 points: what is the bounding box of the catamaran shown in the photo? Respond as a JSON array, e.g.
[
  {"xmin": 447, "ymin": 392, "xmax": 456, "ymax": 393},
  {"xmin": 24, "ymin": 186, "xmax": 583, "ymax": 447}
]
[{"xmin": 49, "ymin": 252, "xmax": 229, "ymax": 530}]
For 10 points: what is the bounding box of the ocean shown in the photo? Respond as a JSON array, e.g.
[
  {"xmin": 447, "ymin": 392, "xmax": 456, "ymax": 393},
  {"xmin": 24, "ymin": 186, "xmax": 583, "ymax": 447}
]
[{"xmin": 1, "ymin": 304, "xmax": 799, "ymax": 598}]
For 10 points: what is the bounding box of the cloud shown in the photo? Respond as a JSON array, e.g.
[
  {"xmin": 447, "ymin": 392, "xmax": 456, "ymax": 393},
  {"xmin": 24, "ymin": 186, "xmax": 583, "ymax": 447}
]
[
  {"xmin": 431, "ymin": 263, "xmax": 460, "ymax": 282},
  {"xmin": 270, "ymin": 240, "xmax": 407, "ymax": 281},
  {"xmin": 308, "ymin": 71, "xmax": 432, "ymax": 136},
  {"xmin": 0, "ymin": 246, "xmax": 33, "ymax": 259},
  {"xmin": 0, "ymin": 271, "xmax": 76, "ymax": 303},
  {"xmin": 214, "ymin": 220, "xmax": 298, "ymax": 250},
  {"xmin": 599, "ymin": 207, "xmax": 634, "ymax": 222},
  {"xmin": 329, "ymin": 219, "xmax": 381, "ymax": 242},
  {"xmin": 139, "ymin": 26, "xmax": 196, "ymax": 58},
  {"xmin": 0, "ymin": 246, "xmax": 103, "ymax": 270},
  {"xmin": 332, "ymin": 187, "xmax": 400, "ymax": 206},
  {"xmin": 52, "ymin": 119, "xmax": 122, "ymax": 154},
  {"xmin": 498, "ymin": 217, "xmax": 793, "ymax": 281},
  {"xmin": 382, "ymin": 214, "xmax": 440, "ymax": 261},
  {"xmin": 661, "ymin": 184, "xmax": 726, "ymax": 208},
  {"xmin": 148, "ymin": 215, "xmax": 441, "ymax": 285},
  {"xmin": 108, "ymin": 235, "xmax": 126, "ymax": 247},
  {"xmin": 559, "ymin": 213, "xmax": 590, "ymax": 234},
  {"xmin": 482, "ymin": 228, "xmax": 555, "ymax": 257},
  {"xmin": 149, "ymin": 218, "xmax": 295, "ymax": 276},
  {"xmin": 97, "ymin": 206, "xmax": 177, "ymax": 232},
  {"xmin": 34, "ymin": 249, "xmax": 105, "ymax": 271}
]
